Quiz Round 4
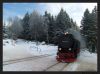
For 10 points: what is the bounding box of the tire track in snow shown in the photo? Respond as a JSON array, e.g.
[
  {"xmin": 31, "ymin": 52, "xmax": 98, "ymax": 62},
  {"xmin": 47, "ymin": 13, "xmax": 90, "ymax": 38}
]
[{"xmin": 3, "ymin": 54, "xmax": 54, "ymax": 65}]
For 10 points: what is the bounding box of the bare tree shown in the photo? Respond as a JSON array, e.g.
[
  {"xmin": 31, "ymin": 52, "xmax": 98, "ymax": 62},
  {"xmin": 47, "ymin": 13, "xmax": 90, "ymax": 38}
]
[
  {"xmin": 29, "ymin": 10, "xmax": 48, "ymax": 51},
  {"xmin": 8, "ymin": 16, "xmax": 23, "ymax": 45}
]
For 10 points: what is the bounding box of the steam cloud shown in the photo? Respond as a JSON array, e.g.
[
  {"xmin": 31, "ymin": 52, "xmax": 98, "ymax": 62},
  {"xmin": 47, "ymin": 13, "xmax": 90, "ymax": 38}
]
[{"xmin": 66, "ymin": 28, "xmax": 86, "ymax": 49}]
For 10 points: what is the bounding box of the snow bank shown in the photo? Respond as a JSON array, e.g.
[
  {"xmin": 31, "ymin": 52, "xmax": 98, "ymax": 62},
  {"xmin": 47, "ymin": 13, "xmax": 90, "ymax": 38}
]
[
  {"xmin": 3, "ymin": 39, "xmax": 57, "ymax": 61},
  {"xmin": 78, "ymin": 49, "xmax": 97, "ymax": 64}
]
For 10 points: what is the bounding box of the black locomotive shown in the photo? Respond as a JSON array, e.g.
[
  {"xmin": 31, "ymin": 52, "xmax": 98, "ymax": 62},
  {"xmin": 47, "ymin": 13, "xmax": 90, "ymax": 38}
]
[{"xmin": 55, "ymin": 32, "xmax": 80, "ymax": 63}]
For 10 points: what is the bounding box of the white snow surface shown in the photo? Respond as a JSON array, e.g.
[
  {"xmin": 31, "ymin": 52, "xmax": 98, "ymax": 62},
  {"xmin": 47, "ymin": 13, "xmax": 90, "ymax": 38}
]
[
  {"xmin": 3, "ymin": 39, "xmax": 57, "ymax": 61},
  {"xmin": 78, "ymin": 49, "xmax": 97, "ymax": 64},
  {"xmin": 3, "ymin": 39, "xmax": 97, "ymax": 71}
]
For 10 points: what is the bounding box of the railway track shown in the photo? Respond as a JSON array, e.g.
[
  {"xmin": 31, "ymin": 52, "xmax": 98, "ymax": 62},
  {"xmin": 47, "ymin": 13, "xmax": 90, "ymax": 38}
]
[
  {"xmin": 43, "ymin": 62, "xmax": 69, "ymax": 71},
  {"xmin": 3, "ymin": 54, "xmax": 54, "ymax": 65},
  {"xmin": 43, "ymin": 62, "xmax": 60, "ymax": 71},
  {"xmin": 3, "ymin": 54, "xmax": 71, "ymax": 71}
]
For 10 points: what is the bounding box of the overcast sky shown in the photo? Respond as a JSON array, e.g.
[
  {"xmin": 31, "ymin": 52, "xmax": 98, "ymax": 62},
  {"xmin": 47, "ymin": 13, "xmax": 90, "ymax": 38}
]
[{"xmin": 3, "ymin": 3, "xmax": 97, "ymax": 27}]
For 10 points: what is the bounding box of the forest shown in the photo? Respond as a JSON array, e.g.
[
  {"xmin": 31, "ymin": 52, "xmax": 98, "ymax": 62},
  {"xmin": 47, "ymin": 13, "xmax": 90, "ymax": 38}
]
[{"xmin": 3, "ymin": 6, "xmax": 97, "ymax": 53}]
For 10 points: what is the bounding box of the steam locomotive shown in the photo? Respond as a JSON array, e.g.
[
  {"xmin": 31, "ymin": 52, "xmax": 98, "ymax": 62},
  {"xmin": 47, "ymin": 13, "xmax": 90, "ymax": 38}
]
[{"xmin": 56, "ymin": 32, "xmax": 80, "ymax": 63}]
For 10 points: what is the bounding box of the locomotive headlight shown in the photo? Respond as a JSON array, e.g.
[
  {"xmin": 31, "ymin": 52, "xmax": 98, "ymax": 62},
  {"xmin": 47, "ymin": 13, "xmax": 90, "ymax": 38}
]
[
  {"xmin": 59, "ymin": 48, "xmax": 61, "ymax": 50},
  {"xmin": 69, "ymin": 48, "xmax": 71, "ymax": 50}
]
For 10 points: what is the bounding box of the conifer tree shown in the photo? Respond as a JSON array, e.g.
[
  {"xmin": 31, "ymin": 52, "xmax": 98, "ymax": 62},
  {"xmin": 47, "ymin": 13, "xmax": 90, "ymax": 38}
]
[
  {"xmin": 56, "ymin": 8, "xmax": 71, "ymax": 33},
  {"xmin": 21, "ymin": 12, "xmax": 30, "ymax": 39},
  {"xmin": 80, "ymin": 7, "xmax": 97, "ymax": 52}
]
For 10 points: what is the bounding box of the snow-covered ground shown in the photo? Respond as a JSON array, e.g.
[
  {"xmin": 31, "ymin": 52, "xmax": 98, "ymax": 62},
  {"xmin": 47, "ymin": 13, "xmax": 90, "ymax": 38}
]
[
  {"xmin": 3, "ymin": 39, "xmax": 97, "ymax": 71},
  {"xmin": 3, "ymin": 39, "xmax": 57, "ymax": 61}
]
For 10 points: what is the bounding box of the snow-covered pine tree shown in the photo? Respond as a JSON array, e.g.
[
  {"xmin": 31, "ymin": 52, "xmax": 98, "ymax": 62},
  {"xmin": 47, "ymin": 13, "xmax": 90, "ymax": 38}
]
[
  {"xmin": 44, "ymin": 11, "xmax": 56, "ymax": 43},
  {"xmin": 44, "ymin": 11, "xmax": 49, "ymax": 44},
  {"xmin": 70, "ymin": 18, "xmax": 80, "ymax": 31},
  {"xmin": 3, "ymin": 22, "xmax": 7, "ymax": 39},
  {"xmin": 89, "ymin": 6, "xmax": 97, "ymax": 52},
  {"xmin": 80, "ymin": 9, "xmax": 91, "ymax": 48},
  {"xmin": 21, "ymin": 12, "xmax": 30, "ymax": 40},
  {"xmin": 80, "ymin": 7, "xmax": 97, "ymax": 53},
  {"xmin": 29, "ymin": 10, "xmax": 47, "ymax": 42},
  {"xmin": 56, "ymin": 8, "xmax": 71, "ymax": 33}
]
